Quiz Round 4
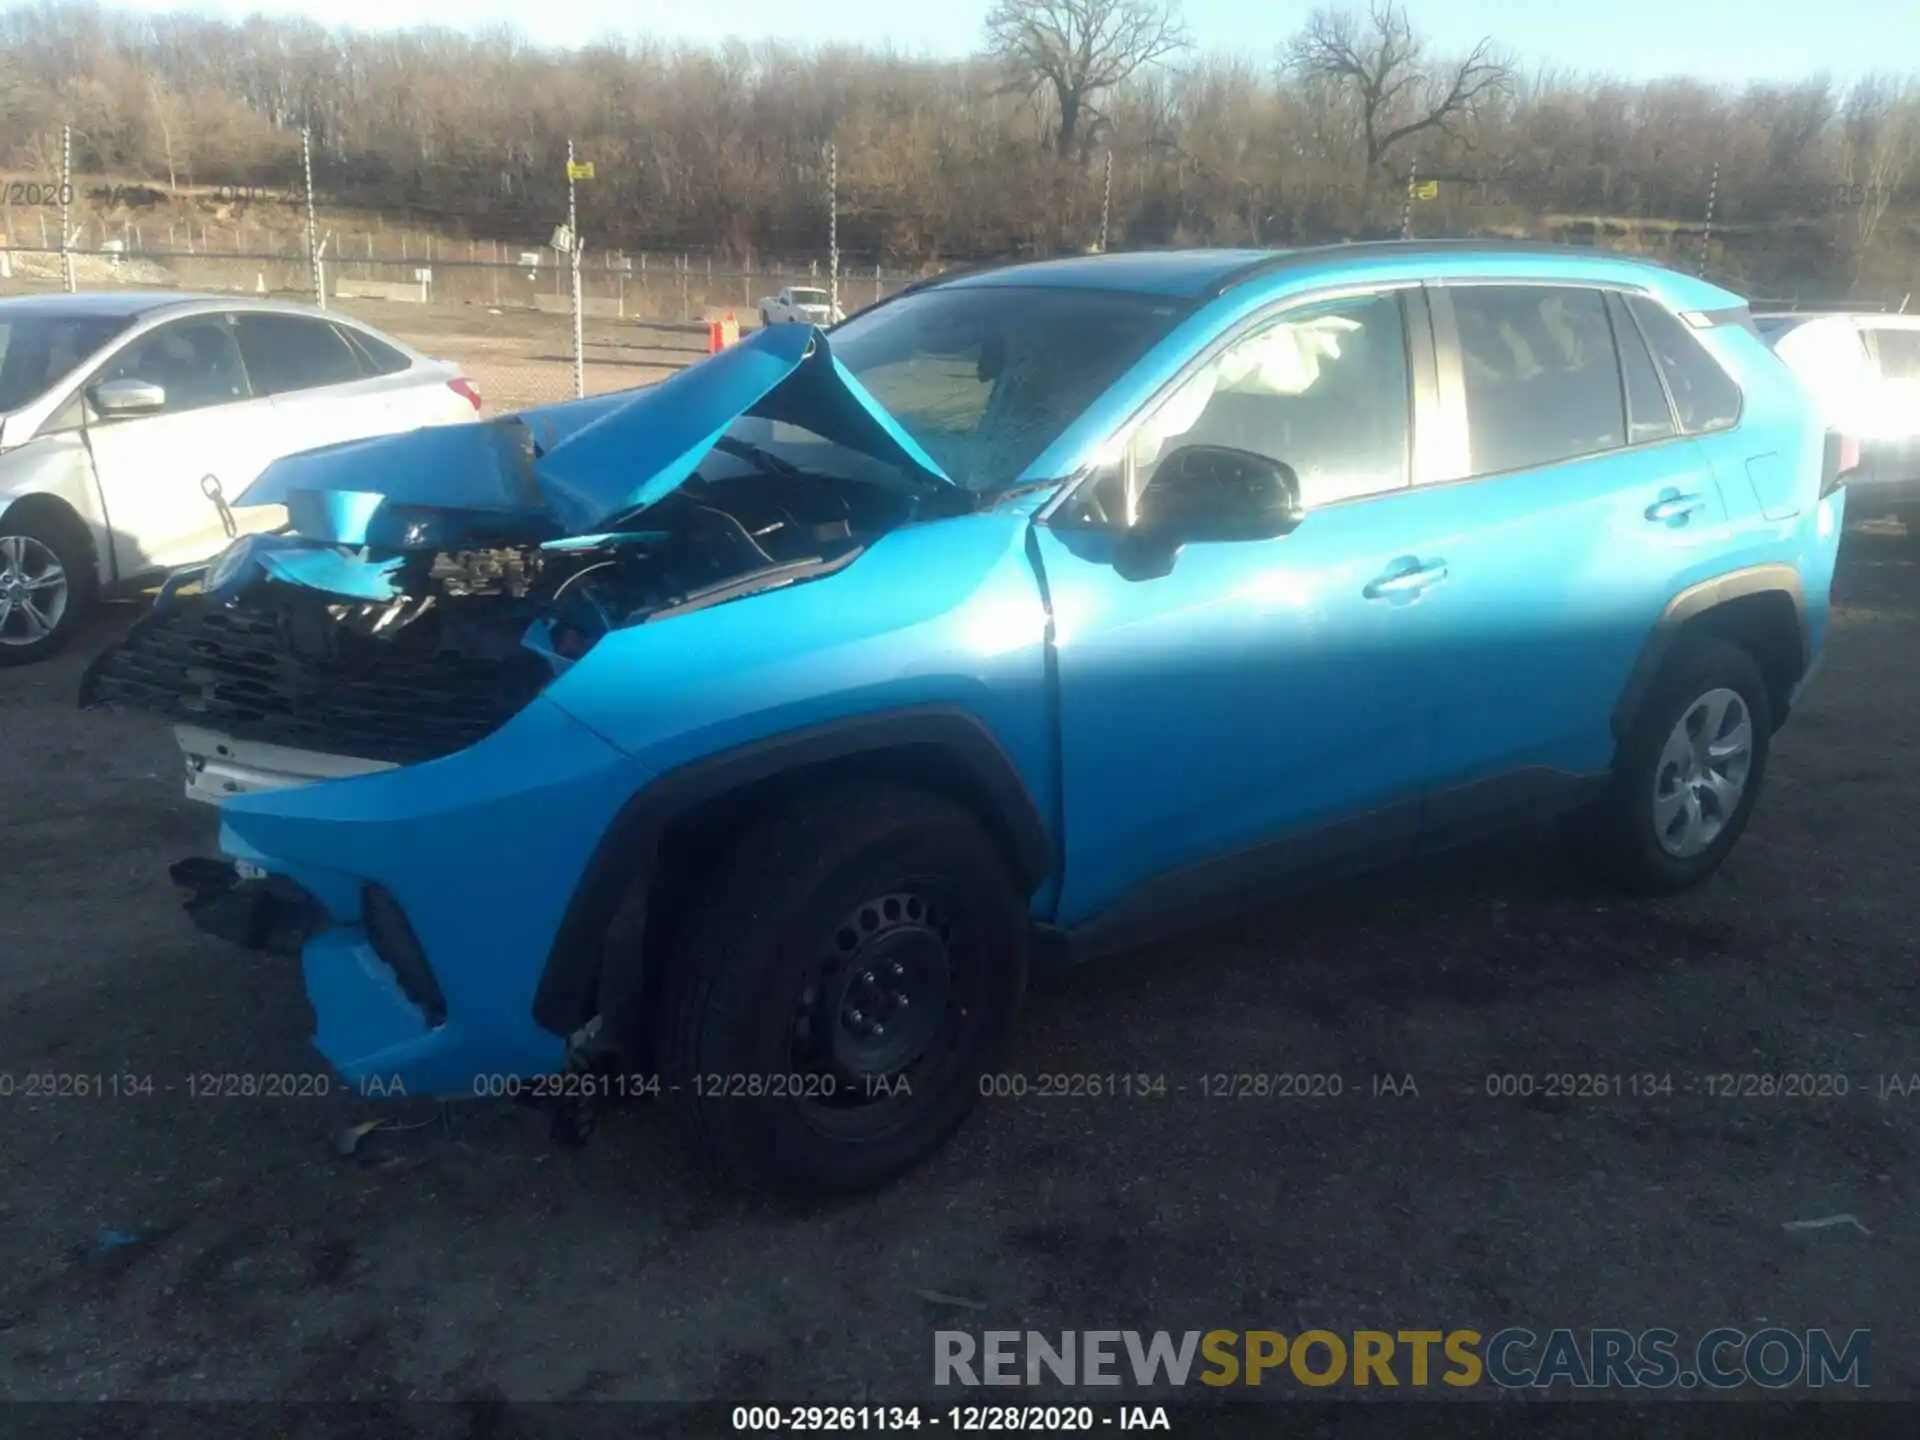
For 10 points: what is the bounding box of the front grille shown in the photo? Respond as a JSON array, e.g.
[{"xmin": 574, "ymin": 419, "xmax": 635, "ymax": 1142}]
[{"xmin": 82, "ymin": 592, "xmax": 554, "ymax": 767}]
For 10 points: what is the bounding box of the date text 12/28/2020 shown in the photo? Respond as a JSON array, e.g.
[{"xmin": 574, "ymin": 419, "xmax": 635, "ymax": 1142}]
[{"xmin": 729, "ymin": 1405, "xmax": 1172, "ymax": 1432}]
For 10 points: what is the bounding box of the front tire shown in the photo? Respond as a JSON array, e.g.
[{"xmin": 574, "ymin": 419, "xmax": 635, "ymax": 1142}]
[
  {"xmin": 657, "ymin": 784, "xmax": 1030, "ymax": 1195},
  {"xmin": 0, "ymin": 511, "xmax": 94, "ymax": 666},
  {"xmin": 1568, "ymin": 634, "xmax": 1773, "ymax": 894}
]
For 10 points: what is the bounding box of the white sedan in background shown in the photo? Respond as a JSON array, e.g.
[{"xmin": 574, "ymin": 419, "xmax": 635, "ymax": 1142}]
[
  {"xmin": 1757, "ymin": 310, "xmax": 1920, "ymax": 539},
  {"xmin": 0, "ymin": 293, "xmax": 483, "ymax": 663}
]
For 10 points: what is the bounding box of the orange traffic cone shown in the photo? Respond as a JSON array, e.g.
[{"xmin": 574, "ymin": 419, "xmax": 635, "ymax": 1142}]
[
  {"xmin": 721, "ymin": 311, "xmax": 740, "ymax": 348},
  {"xmin": 708, "ymin": 318, "xmax": 724, "ymax": 354}
]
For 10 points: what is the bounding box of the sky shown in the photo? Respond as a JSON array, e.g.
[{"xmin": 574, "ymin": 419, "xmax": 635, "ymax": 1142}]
[{"xmin": 94, "ymin": 0, "xmax": 1912, "ymax": 89}]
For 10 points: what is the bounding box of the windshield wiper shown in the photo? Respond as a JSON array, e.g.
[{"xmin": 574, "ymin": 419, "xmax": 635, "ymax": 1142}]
[{"xmin": 712, "ymin": 434, "xmax": 807, "ymax": 479}]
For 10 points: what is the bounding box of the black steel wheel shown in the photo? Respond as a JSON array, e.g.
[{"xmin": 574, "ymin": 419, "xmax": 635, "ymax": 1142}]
[{"xmin": 657, "ymin": 783, "xmax": 1029, "ymax": 1195}]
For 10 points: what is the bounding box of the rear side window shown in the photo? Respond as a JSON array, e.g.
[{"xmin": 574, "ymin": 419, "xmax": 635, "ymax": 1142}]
[
  {"xmin": 1866, "ymin": 327, "xmax": 1920, "ymax": 381},
  {"xmin": 233, "ymin": 314, "xmax": 365, "ymax": 395},
  {"xmin": 1452, "ymin": 285, "xmax": 1625, "ymax": 475},
  {"xmin": 1605, "ymin": 292, "xmax": 1677, "ymax": 445},
  {"xmin": 1623, "ymin": 296, "xmax": 1742, "ymax": 434},
  {"xmin": 336, "ymin": 325, "xmax": 413, "ymax": 377}
]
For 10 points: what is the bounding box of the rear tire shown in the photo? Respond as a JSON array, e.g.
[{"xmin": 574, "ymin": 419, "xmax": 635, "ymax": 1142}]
[
  {"xmin": 1566, "ymin": 634, "xmax": 1773, "ymax": 894},
  {"xmin": 0, "ymin": 509, "xmax": 95, "ymax": 667},
  {"xmin": 657, "ymin": 783, "xmax": 1029, "ymax": 1195}
]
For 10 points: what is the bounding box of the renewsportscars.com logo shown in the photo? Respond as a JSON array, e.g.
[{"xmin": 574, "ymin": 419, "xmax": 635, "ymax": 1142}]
[{"xmin": 933, "ymin": 1328, "xmax": 1871, "ymax": 1391}]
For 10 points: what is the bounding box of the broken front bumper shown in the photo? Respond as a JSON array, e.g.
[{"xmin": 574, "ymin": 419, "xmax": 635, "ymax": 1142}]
[
  {"xmin": 176, "ymin": 696, "xmax": 656, "ymax": 1097},
  {"xmin": 176, "ymin": 725, "xmax": 397, "ymax": 806},
  {"xmin": 170, "ymin": 857, "xmax": 325, "ymax": 956}
]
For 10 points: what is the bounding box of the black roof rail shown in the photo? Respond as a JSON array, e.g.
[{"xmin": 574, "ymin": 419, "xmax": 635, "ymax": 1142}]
[{"xmin": 1198, "ymin": 238, "xmax": 1685, "ymax": 299}]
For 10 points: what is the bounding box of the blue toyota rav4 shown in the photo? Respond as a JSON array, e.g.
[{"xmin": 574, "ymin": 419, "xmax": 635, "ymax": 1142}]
[{"xmin": 84, "ymin": 242, "xmax": 1850, "ymax": 1194}]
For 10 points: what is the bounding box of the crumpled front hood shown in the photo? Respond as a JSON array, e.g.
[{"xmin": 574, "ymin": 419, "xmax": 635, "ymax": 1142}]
[{"xmin": 232, "ymin": 323, "xmax": 950, "ymax": 547}]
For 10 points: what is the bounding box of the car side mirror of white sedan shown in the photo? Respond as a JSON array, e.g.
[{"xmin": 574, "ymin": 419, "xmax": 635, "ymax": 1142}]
[{"xmin": 90, "ymin": 377, "xmax": 167, "ymax": 417}]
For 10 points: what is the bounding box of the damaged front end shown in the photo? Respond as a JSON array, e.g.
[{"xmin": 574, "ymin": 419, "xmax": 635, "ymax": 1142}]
[
  {"xmin": 82, "ymin": 322, "xmax": 953, "ymax": 798},
  {"xmin": 78, "ymin": 323, "xmax": 963, "ymax": 1103}
]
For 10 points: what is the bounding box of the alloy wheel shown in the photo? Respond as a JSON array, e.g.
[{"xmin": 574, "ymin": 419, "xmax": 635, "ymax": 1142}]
[
  {"xmin": 0, "ymin": 534, "xmax": 69, "ymax": 648},
  {"xmin": 1651, "ymin": 687, "xmax": 1753, "ymax": 858}
]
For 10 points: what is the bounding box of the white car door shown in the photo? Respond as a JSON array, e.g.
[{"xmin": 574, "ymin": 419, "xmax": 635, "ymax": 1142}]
[
  {"xmin": 231, "ymin": 312, "xmax": 415, "ymax": 459},
  {"xmin": 80, "ymin": 314, "xmax": 284, "ymax": 576}
]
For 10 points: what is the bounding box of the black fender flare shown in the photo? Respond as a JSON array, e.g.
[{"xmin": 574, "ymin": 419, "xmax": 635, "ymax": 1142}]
[
  {"xmin": 531, "ymin": 704, "xmax": 1055, "ymax": 1037},
  {"xmin": 1610, "ymin": 563, "xmax": 1810, "ymax": 744}
]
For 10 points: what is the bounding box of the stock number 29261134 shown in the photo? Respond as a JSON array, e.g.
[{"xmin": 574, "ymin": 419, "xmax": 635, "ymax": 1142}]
[{"xmin": 978, "ymin": 1073, "xmax": 1167, "ymax": 1099}]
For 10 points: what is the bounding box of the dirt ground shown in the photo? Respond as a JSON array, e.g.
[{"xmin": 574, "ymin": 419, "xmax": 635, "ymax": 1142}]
[
  {"xmin": 0, "ymin": 521, "xmax": 1915, "ymax": 1416},
  {"xmin": 325, "ymin": 298, "xmax": 715, "ymax": 413}
]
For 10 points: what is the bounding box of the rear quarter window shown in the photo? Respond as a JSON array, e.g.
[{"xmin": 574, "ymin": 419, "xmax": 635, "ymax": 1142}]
[
  {"xmin": 336, "ymin": 325, "xmax": 414, "ymax": 377},
  {"xmin": 1624, "ymin": 296, "xmax": 1743, "ymax": 434}
]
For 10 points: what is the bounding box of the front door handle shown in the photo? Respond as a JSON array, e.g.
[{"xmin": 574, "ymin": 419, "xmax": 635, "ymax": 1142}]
[
  {"xmin": 1363, "ymin": 561, "xmax": 1448, "ymax": 600},
  {"xmin": 1645, "ymin": 493, "xmax": 1707, "ymax": 523}
]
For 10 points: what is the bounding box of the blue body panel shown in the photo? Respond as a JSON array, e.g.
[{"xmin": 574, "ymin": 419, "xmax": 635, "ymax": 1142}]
[
  {"xmin": 221, "ymin": 322, "xmax": 950, "ymax": 581},
  {"xmin": 171, "ymin": 245, "xmax": 1840, "ymax": 1097},
  {"xmin": 218, "ymin": 698, "xmax": 655, "ymax": 1089},
  {"xmin": 540, "ymin": 512, "xmax": 1054, "ymax": 794},
  {"xmin": 1407, "ymin": 439, "xmax": 1738, "ymax": 784},
  {"xmin": 1032, "ymin": 507, "xmax": 1436, "ymax": 924},
  {"xmin": 531, "ymin": 322, "xmax": 951, "ymax": 530}
]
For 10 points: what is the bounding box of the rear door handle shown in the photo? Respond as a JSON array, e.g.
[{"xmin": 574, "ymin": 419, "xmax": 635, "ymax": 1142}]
[
  {"xmin": 1363, "ymin": 561, "xmax": 1448, "ymax": 600},
  {"xmin": 1645, "ymin": 493, "xmax": 1707, "ymax": 523}
]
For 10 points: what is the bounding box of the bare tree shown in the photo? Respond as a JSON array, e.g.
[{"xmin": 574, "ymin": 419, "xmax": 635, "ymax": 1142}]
[
  {"xmin": 1, "ymin": 1, "xmax": 1916, "ymax": 287},
  {"xmin": 985, "ymin": 0, "xmax": 1189, "ymax": 157},
  {"xmin": 1287, "ymin": 0, "xmax": 1510, "ymax": 174},
  {"xmin": 147, "ymin": 75, "xmax": 185, "ymax": 189},
  {"xmin": 1840, "ymin": 76, "xmax": 1920, "ymax": 285}
]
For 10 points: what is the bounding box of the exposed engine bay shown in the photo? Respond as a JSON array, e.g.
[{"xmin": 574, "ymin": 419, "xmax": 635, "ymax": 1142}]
[{"xmin": 80, "ymin": 467, "xmax": 921, "ymax": 769}]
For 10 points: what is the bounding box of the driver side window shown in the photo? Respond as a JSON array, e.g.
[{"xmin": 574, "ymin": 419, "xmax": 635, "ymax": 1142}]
[
  {"xmin": 95, "ymin": 319, "xmax": 250, "ymax": 415},
  {"xmin": 1075, "ymin": 292, "xmax": 1413, "ymax": 527}
]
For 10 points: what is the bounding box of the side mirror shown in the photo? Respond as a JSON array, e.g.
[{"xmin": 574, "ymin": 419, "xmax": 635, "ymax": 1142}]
[
  {"xmin": 1114, "ymin": 445, "xmax": 1304, "ymax": 581},
  {"xmin": 90, "ymin": 377, "xmax": 167, "ymax": 417}
]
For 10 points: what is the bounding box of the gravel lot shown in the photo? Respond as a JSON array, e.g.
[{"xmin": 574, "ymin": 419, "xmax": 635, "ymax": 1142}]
[
  {"xmin": 0, "ymin": 518, "xmax": 1914, "ymax": 1415},
  {"xmin": 325, "ymin": 300, "xmax": 731, "ymax": 413}
]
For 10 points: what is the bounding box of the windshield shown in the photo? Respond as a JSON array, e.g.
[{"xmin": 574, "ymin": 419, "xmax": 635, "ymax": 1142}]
[
  {"xmin": 818, "ymin": 284, "xmax": 1193, "ymax": 490},
  {"xmin": 790, "ymin": 289, "xmax": 829, "ymax": 305},
  {"xmin": 1752, "ymin": 316, "xmax": 1800, "ymax": 341},
  {"xmin": 0, "ymin": 312, "xmax": 135, "ymax": 412}
]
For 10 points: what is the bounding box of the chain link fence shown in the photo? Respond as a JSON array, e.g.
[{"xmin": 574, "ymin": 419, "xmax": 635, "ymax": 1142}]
[
  {"xmin": 2, "ymin": 130, "xmax": 1915, "ymax": 414},
  {"xmin": 0, "ymin": 234, "xmax": 918, "ymax": 413},
  {"xmin": 0, "ymin": 131, "xmax": 925, "ymax": 412}
]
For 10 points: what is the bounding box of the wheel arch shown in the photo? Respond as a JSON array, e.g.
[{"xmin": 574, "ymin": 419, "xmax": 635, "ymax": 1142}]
[
  {"xmin": 1612, "ymin": 564, "xmax": 1809, "ymax": 744},
  {"xmin": 0, "ymin": 490, "xmax": 106, "ymax": 591},
  {"xmin": 530, "ymin": 705, "xmax": 1055, "ymax": 1041}
]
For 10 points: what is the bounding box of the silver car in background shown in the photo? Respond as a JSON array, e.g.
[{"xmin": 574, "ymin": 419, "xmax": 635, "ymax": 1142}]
[{"xmin": 0, "ymin": 293, "xmax": 483, "ymax": 663}]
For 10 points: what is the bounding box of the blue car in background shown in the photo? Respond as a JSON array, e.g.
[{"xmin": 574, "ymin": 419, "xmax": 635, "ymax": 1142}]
[{"xmin": 83, "ymin": 241, "xmax": 1851, "ymax": 1194}]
